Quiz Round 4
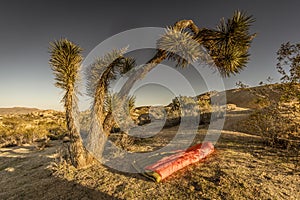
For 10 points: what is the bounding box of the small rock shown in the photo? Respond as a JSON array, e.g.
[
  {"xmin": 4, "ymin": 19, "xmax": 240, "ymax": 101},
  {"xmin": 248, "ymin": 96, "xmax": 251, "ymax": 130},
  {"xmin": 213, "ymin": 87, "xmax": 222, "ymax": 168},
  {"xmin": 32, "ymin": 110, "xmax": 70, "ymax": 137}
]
[
  {"xmin": 189, "ymin": 185, "xmax": 195, "ymax": 191},
  {"xmin": 226, "ymin": 104, "xmax": 237, "ymax": 110},
  {"xmin": 264, "ymin": 175, "xmax": 272, "ymax": 180},
  {"xmin": 62, "ymin": 136, "xmax": 70, "ymax": 143}
]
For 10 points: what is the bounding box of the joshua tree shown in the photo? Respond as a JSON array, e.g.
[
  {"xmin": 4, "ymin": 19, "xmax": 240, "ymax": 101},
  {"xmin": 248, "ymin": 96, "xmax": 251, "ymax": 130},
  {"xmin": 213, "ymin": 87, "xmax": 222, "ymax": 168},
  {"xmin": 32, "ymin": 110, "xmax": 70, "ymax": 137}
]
[
  {"xmin": 49, "ymin": 39, "xmax": 93, "ymax": 168},
  {"xmin": 48, "ymin": 11, "xmax": 256, "ymax": 164},
  {"xmin": 102, "ymin": 11, "xmax": 256, "ymax": 139},
  {"xmin": 119, "ymin": 11, "xmax": 255, "ymax": 96},
  {"xmin": 85, "ymin": 48, "xmax": 136, "ymax": 158}
]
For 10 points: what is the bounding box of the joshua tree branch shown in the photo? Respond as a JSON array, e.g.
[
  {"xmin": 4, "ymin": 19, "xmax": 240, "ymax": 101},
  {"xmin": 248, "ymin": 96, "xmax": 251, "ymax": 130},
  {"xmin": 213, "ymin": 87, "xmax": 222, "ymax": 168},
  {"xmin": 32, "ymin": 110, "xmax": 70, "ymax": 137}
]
[{"xmin": 103, "ymin": 20, "xmax": 200, "ymax": 134}]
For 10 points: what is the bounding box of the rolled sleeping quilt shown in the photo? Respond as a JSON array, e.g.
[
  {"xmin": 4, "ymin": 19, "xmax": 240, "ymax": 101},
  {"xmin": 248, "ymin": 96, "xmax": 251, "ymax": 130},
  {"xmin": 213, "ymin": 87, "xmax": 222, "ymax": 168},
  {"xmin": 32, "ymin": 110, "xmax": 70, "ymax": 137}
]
[{"xmin": 144, "ymin": 142, "xmax": 214, "ymax": 182}]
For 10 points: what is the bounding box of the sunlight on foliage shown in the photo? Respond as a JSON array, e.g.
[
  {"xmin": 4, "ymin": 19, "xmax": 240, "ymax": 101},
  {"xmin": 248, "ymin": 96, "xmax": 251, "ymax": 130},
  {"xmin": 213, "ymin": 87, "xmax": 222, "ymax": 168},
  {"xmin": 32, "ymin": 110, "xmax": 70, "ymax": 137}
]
[
  {"xmin": 157, "ymin": 27, "xmax": 204, "ymax": 67},
  {"xmin": 197, "ymin": 11, "xmax": 255, "ymax": 77}
]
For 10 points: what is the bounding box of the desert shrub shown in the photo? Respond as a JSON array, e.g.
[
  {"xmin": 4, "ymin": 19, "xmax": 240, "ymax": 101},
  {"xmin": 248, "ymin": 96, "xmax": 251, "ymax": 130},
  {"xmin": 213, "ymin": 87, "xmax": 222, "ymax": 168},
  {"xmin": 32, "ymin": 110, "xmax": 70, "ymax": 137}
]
[
  {"xmin": 241, "ymin": 104, "xmax": 298, "ymax": 148},
  {"xmin": 235, "ymin": 80, "xmax": 249, "ymax": 89},
  {"xmin": 234, "ymin": 82, "xmax": 299, "ymax": 172},
  {"xmin": 101, "ymin": 93, "xmax": 138, "ymax": 150},
  {"xmin": 0, "ymin": 111, "xmax": 67, "ymax": 147},
  {"xmin": 170, "ymin": 95, "xmax": 212, "ymax": 116},
  {"xmin": 110, "ymin": 132, "xmax": 135, "ymax": 151},
  {"xmin": 236, "ymin": 42, "xmax": 300, "ymax": 150},
  {"xmin": 234, "ymin": 82, "xmax": 299, "ymax": 145}
]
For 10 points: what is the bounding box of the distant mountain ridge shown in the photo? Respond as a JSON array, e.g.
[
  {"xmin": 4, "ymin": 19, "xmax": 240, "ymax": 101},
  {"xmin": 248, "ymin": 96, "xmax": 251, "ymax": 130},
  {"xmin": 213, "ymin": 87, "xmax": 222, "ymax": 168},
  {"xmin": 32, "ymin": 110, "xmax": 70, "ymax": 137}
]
[
  {"xmin": 1, "ymin": 83, "xmax": 298, "ymax": 115},
  {"xmin": 0, "ymin": 107, "xmax": 41, "ymax": 115},
  {"xmin": 135, "ymin": 83, "xmax": 295, "ymax": 111}
]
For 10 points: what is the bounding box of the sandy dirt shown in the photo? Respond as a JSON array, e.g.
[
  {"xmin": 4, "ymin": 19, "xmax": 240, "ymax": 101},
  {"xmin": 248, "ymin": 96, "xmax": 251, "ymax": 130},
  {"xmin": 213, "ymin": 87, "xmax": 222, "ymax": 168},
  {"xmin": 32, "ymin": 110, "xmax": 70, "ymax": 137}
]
[
  {"xmin": 0, "ymin": 141, "xmax": 118, "ymax": 200},
  {"xmin": 0, "ymin": 107, "xmax": 299, "ymax": 199}
]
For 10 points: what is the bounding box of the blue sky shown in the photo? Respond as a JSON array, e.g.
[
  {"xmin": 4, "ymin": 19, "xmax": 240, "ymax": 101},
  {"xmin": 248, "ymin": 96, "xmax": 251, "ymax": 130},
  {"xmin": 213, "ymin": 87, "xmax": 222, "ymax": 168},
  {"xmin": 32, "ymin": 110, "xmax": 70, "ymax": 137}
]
[{"xmin": 0, "ymin": 0, "xmax": 300, "ymax": 110}]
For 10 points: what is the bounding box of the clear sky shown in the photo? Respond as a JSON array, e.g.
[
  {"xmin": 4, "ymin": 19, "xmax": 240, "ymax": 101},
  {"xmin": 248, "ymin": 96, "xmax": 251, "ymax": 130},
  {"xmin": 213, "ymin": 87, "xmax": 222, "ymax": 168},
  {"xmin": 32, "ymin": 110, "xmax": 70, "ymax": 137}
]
[{"xmin": 0, "ymin": 0, "xmax": 300, "ymax": 110}]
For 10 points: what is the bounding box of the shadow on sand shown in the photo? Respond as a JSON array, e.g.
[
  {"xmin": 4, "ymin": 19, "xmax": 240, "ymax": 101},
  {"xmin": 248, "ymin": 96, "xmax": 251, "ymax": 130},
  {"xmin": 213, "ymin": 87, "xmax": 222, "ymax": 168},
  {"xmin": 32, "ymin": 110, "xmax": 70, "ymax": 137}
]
[{"xmin": 0, "ymin": 142, "xmax": 120, "ymax": 200}]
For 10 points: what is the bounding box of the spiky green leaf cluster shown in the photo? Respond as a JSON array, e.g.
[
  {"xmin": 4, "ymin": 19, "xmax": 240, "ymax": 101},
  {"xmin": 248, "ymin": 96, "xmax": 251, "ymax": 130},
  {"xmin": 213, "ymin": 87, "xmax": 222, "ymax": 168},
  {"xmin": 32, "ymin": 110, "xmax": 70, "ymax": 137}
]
[
  {"xmin": 104, "ymin": 93, "xmax": 136, "ymax": 114},
  {"xmin": 86, "ymin": 48, "xmax": 136, "ymax": 132},
  {"xmin": 49, "ymin": 39, "xmax": 82, "ymax": 91},
  {"xmin": 157, "ymin": 27, "xmax": 204, "ymax": 67},
  {"xmin": 197, "ymin": 11, "xmax": 255, "ymax": 77},
  {"xmin": 86, "ymin": 48, "xmax": 129, "ymax": 98},
  {"xmin": 102, "ymin": 92, "xmax": 136, "ymax": 133}
]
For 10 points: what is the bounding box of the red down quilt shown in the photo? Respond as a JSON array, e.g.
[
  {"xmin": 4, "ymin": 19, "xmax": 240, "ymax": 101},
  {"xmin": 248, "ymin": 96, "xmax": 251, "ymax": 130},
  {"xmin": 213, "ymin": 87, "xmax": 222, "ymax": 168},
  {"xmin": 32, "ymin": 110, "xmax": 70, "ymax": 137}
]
[{"xmin": 143, "ymin": 142, "xmax": 214, "ymax": 182}]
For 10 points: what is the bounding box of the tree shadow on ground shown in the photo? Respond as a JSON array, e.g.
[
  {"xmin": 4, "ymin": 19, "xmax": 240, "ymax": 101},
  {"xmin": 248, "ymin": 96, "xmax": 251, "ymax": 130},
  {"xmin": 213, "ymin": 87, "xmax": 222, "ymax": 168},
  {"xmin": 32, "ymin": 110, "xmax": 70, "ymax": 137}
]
[{"xmin": 0, "ymin": 142, "xmax": 120, "ymax": 200}]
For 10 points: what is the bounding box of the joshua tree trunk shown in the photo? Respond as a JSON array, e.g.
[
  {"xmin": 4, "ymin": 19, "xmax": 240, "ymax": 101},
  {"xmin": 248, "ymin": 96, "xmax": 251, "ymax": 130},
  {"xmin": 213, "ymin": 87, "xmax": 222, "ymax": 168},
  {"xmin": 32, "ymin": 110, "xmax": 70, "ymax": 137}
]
[
  {"xmin": 86, "ymin": 58, "xmax": 124, "ymax": 159},
  {"xmin": 65, "ymin": 88, "xmax": 94, "ymax": 168},
  {"xmin": 103, "ymin": 110, "xmax": 116, "ymax": 133}
]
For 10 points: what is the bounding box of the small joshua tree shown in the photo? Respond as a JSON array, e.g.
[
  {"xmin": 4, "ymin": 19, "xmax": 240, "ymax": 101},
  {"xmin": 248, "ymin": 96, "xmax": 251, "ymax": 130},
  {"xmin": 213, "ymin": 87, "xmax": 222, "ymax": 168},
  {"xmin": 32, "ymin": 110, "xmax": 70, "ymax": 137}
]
[{"xmin": 49, "ymin": 39, "xmax": 94, "ymax": 168}]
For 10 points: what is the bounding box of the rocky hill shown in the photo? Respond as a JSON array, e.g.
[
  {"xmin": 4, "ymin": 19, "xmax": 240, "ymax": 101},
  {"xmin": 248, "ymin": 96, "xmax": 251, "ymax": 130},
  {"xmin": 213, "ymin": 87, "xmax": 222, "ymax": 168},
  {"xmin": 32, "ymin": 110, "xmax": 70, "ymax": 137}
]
[{"xmin": 0, "ymin": 107, "xmax": 40, "ymax": 115}]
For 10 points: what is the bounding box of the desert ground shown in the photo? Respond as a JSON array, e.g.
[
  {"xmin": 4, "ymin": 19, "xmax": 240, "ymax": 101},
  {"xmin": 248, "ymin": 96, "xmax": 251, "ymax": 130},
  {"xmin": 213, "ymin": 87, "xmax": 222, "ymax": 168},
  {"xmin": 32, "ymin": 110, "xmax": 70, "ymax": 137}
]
[{"xmin": 0, "ymin": 86, "xmax": 299, "ymax": 199}]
